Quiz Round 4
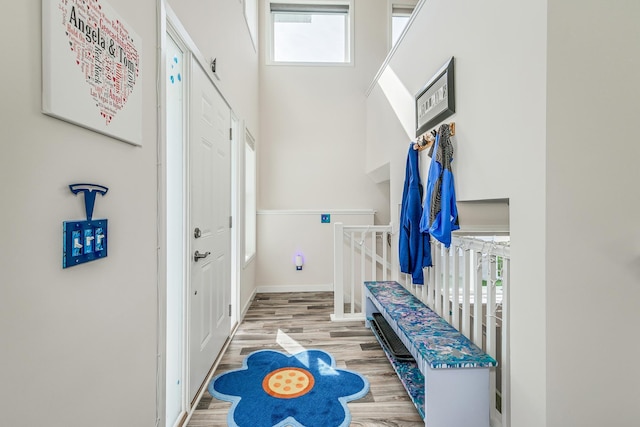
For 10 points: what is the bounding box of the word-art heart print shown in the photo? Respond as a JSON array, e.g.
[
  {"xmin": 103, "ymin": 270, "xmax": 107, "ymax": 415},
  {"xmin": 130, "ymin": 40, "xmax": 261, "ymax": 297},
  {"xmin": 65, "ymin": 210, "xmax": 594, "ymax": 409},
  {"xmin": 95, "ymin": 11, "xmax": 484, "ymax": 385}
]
[{"xmin": 58, "ymin": 0, "xmax": 140, "ymax": 125}]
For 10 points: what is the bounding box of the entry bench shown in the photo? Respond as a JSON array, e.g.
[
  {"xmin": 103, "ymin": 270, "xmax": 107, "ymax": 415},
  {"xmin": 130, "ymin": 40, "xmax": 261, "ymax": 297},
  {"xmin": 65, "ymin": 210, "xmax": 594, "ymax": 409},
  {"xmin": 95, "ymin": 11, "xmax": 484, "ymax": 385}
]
[{"xmin": 364, "ymin": 281, "xmax": 497, "ymax": 427}]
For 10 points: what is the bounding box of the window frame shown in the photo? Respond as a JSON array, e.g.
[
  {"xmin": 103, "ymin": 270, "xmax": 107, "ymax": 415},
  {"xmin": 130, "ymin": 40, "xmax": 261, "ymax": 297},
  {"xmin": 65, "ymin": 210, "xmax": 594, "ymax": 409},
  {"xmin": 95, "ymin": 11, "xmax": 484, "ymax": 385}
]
[
  {"xmin": 243, "ymin": 130, "xmax": 256, "ymax": 266},
  {"xmin": 388, "ymin": 1, "xmax": 417, "ymax": 50},
  {"xmin": 266, "ymin": 0, "xmax": 355, "ymax": 67}
]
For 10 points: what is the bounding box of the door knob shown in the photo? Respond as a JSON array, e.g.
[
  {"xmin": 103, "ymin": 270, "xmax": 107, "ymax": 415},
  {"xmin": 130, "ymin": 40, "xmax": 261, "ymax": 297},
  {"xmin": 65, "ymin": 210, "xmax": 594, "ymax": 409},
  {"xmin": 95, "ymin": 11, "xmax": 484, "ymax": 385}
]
[{"xmin": 194, "ymin": 250, "xmax": 210, "ymax": 262}]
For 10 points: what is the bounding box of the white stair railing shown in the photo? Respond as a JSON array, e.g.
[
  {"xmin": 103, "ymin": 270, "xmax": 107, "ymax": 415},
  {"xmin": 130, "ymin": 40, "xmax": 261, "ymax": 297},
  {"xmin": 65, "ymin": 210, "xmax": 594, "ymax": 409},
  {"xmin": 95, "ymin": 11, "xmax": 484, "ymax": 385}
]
[
  {"xmin": 331, "ymin": 222, "xmax": 392, "ymax": 321},
  {"xmin": 331, "ymin": 226, "xmax": 510, "ymax": 427},
  {"xmin": 409, "ymin": 236, "xmax": 510, "ymax": 427}
]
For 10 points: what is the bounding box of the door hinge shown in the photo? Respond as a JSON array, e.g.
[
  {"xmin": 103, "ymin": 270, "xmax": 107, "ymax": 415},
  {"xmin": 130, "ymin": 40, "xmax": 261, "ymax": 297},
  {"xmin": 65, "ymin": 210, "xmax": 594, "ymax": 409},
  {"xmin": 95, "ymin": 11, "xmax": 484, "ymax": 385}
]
[
  {"xmin": 228, "ymin": 304, "xmax": 232, "ymax": 317},
  {"xmin": 229, "ymin": 216, "xmax": 232, "ymax": 228},
  {"xmin": 229, "ymin": 128, "xmax": 232, "ymax": 140}
]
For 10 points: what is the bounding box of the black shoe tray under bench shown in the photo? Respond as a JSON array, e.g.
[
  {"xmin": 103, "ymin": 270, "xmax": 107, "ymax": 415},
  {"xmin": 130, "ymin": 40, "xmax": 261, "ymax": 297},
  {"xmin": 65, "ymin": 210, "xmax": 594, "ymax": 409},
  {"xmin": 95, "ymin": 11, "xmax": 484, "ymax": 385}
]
[{"xmin": 369, "ymin": 312, "xmax": 414, "ymax": 361}]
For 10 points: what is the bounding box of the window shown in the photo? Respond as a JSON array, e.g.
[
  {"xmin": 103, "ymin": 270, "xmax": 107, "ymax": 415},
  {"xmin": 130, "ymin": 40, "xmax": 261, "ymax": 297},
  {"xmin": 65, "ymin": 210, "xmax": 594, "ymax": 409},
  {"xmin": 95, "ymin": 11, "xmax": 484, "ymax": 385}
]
[
  {"xmin": 391, "ymin": 4, "xmax": 414, "ymax": 47},
  {"xmin": 244, "ymin": 131, "xmax": 256, "ymax": 264},
  {"xmin": 269, "ymin": 1, "xmax": 353, "ymax": 64}
]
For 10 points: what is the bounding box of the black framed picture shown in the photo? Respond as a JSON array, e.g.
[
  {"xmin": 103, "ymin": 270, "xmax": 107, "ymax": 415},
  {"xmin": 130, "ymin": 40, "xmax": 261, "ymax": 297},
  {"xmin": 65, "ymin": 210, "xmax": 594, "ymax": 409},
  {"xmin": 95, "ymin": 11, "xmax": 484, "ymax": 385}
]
[{"xmin": 415, "ymin": 57, "xmax": 455, "ymax": 137}]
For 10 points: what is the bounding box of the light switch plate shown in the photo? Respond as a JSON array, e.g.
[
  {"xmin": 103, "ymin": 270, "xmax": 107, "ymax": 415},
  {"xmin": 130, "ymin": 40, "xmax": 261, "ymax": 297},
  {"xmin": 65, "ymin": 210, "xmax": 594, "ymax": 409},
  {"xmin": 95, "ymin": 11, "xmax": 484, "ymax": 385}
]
[{"xmin": 63, "ymin": 219, "xmax": 108, "ymax": 268}]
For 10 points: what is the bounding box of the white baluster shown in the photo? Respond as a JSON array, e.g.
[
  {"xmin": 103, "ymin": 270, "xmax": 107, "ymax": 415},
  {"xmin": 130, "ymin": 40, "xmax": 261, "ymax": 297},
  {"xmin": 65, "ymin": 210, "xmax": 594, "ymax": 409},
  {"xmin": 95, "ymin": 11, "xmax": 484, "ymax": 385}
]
[
  {"xmin": 371, "ymin": 231, "xmax": 376, "ymax": 283},
  {"xmin": 360, "ymin": 231, "xmax": 366, "ymax": 315},
  {"xmin": 452, "ymin": 245, "xmax": 460, "ymax": 330},
  {"xmin": 435, "ymin": 244, "xmax": 443, "ymax": 313},
  {"xmin": 487, "ymin": 255, "xmax": 497, "ymax": 421},
  {"xmin": 473, "ymin": 250, "xmax": 483, "ymax": 348},
  {"xmin": 501, "ymin": 257, "xmax": 511, "ymax": 427},
  {"xmin": 442, "ymin": 246, "xmax": 451, "ymax": 322},
  {"xmin": 350, "ymin": 231, "xmax": 355, "ymax": 315},
  {"xmin": 333, "ymin": 222, "xmax": 344, "ymax": 320},
  {"xmin": 382, "ymin": 231, "xmax": 388, "ymax": 281},
  {"xmin": 462, "ymin": 248, "xmax": 471, "ymax": 338}
]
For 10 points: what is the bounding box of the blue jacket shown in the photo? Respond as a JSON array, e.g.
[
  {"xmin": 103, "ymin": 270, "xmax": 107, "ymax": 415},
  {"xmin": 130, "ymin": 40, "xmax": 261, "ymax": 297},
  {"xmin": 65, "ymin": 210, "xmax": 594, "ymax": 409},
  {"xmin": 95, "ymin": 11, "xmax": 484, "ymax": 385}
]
[
  {"xmin": 399, "ymin": 144, "xmax": 432, "ymax": 284},
  {"xmin": 420, "ymin": 127, "xmax": 460, "ymax": 247}
]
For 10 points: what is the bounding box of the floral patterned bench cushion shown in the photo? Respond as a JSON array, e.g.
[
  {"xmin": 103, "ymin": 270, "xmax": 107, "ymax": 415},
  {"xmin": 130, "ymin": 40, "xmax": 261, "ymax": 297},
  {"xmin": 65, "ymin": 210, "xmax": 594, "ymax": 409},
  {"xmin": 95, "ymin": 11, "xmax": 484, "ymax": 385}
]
[{"xmin": 365, "ymin": 281, "xmax": 497, "ymax": 369}]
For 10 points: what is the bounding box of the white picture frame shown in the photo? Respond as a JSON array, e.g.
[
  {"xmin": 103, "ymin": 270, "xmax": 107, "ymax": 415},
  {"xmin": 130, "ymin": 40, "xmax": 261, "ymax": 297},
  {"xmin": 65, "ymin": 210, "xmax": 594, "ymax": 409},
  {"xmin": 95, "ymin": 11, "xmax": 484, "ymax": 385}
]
[{"xmin": 42, "ymin": 0, "xmax": 143, "ymax": 146}]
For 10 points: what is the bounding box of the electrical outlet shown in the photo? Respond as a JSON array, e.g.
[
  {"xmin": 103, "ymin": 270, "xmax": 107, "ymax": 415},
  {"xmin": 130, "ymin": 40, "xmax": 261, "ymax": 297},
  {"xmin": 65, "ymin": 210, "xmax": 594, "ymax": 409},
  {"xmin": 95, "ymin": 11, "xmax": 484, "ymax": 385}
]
[{"xmin": 321, "ymin": 214, "xmax": 330, "ymax": 223}]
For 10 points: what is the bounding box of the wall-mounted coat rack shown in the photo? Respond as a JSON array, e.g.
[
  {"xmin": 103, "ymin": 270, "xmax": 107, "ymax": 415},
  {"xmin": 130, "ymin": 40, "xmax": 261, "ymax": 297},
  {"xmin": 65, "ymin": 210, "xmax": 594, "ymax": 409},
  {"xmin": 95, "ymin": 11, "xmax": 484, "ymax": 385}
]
[{"xmin": 413, "ymin": 122, "xmax": 455, "ymax": 151}]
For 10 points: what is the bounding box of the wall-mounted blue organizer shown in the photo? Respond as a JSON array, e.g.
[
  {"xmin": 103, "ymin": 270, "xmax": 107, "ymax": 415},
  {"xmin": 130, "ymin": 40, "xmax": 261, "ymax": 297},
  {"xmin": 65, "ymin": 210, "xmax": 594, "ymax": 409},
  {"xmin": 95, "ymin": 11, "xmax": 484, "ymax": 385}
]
[{"xmin": 63, "ymin": 184, "xmax": 109, "ymax": 268}]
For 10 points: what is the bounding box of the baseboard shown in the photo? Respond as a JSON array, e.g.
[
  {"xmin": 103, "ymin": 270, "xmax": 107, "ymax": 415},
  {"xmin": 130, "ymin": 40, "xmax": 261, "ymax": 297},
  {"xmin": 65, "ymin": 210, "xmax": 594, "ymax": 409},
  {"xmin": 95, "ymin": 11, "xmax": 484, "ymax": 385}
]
[
  {"xmin": 241, "ymin": 288, "xmax": 257, "ymax": 318},
  {"xmin": 255, "ymin": 283, "xmax": 333, "ymax": 293}
]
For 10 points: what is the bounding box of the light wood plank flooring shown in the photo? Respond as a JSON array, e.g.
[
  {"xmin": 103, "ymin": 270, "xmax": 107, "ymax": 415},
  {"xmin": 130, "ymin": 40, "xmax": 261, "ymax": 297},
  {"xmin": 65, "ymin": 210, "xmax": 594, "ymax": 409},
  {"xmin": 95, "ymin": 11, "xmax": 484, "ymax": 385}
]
[{"xmin": 187, "ymin": 291, "xmax": 424, "ymax": 427}]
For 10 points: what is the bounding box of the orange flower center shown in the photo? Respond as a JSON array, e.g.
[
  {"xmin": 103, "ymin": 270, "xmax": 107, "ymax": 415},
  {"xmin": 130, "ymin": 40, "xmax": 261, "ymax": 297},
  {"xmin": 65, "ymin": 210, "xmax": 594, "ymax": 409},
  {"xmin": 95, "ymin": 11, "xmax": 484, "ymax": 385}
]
[{"xmin": 262, "ymin": 367, "xmax": 315, "ymax": 399}]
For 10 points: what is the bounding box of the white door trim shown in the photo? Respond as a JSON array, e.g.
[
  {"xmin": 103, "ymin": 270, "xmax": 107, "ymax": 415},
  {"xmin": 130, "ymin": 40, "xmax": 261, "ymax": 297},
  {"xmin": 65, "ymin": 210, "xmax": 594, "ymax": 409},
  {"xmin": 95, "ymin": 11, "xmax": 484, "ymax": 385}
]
[
  {"xmin": 157, "ymin": 2, "xmax": 239, "ymax": 426},
  {"xmin": 230, "ymin": 113, "xmax": 241, "ymax": 328}
]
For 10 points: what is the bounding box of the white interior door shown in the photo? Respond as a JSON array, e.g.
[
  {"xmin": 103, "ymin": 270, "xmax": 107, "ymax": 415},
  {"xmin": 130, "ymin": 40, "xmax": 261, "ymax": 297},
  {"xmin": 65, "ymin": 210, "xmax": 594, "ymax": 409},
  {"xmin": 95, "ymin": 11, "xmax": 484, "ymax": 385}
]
[{"xmin": 188, "ymin": 58, "xmax": 232, "ymax": 403}]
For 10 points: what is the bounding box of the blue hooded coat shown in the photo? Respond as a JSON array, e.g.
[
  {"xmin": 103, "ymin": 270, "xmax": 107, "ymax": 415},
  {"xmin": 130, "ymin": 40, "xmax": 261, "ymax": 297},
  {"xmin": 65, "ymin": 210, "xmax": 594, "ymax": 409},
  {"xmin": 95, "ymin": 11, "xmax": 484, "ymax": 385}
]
[
  {"xmin": 399, "ymin": 144, "xmax": 432, "ymax": 284},
  {"xmin": 420, "ymin": 125, "xmax": 460, "ymax": 247}
]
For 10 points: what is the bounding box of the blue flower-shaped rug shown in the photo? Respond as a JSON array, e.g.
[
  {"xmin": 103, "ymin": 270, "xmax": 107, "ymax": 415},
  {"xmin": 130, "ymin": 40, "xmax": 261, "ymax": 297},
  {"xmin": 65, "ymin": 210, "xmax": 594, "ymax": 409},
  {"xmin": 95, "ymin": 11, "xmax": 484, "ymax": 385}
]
[{"xmin": 208, "ymin": 349, "xmax": 369, "ymax": 427}]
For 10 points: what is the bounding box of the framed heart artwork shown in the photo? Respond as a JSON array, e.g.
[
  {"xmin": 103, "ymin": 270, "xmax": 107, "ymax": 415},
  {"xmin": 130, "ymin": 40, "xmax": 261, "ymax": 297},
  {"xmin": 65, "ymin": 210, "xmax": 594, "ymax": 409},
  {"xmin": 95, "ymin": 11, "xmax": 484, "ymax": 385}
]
[{"xmin": 42, "ymin": 0, "xmax": 143, "ymax": 146}]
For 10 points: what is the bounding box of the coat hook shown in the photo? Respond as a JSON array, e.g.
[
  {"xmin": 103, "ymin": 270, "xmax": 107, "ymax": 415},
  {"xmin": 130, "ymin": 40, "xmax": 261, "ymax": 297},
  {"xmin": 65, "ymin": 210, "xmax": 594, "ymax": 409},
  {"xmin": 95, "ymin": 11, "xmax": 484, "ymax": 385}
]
[
  {"xmin": 414, "ymin": 132, "xmax": 435, "ymax": 151},
  {"xmin": 414, "ymin": 122, "xmax": 455, "ymax": 151}
]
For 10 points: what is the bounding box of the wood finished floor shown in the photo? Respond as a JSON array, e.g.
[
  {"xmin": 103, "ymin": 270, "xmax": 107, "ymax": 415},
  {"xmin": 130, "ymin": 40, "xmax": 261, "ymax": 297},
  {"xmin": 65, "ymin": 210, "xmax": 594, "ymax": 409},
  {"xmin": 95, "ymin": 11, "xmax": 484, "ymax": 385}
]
[{"xmin": 187, "ymin": 291, "xmax": 424, "ymax": 427}]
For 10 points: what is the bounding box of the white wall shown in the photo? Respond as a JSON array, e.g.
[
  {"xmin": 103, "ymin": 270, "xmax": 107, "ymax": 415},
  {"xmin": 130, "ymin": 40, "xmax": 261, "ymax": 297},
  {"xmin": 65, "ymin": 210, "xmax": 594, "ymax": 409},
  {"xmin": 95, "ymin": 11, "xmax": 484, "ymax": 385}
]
[
  {"xmin": 257, "ymin": 0, "xmax": 391, "ymax": 290},
  {"xmin": 0, "ymin": 1, "xmax": 157, "ymax": 425},
  {"xmin": 368, "ymin": 0, "xmax": 640, "ymax": 426},
  {"xmin": 0, "ymin": 1, "xmax": 260, "ymax": 426},
  {"xmin": 258, "ymin": 0, "xmax": 389, "ymax": 216},
  {"xmin": 256, "ymin": 210, "xmax": 374, "ymax": 291},
  {"xmin": 167, "ymin": 0, "xmax": 259, "ymax": 134},
  {"xmin": 545, "ymin": 1, "xmax": 640, "ymax": 426},
  {"xmin": 366, "ymin": 0, "xmax": 548, "ymax": 426}
]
